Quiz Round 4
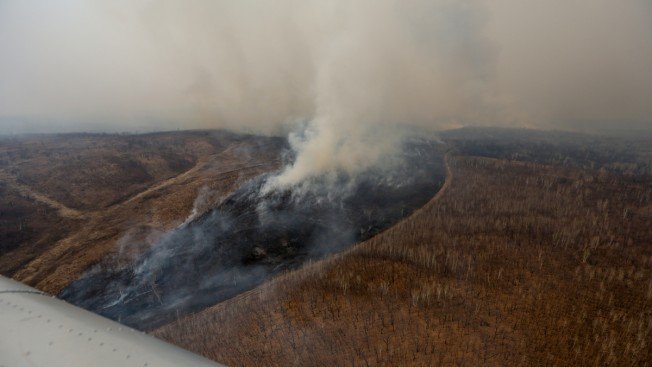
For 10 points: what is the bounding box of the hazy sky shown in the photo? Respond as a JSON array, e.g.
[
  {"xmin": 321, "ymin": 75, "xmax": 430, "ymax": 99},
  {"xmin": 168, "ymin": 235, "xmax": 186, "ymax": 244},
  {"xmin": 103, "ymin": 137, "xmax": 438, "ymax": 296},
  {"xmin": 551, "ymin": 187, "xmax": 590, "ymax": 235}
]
[{"xmin": 1, "ymin": 0, "xmax": 651, "ymax": 134}]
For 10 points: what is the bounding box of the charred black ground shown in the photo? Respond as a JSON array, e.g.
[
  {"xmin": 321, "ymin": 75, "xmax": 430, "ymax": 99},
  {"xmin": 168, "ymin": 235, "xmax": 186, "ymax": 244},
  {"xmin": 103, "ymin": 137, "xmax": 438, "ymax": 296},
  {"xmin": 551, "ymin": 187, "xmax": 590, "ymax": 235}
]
[{"xmin": 60, "ymin": 139, "xmax": 446, "ymax": 330}]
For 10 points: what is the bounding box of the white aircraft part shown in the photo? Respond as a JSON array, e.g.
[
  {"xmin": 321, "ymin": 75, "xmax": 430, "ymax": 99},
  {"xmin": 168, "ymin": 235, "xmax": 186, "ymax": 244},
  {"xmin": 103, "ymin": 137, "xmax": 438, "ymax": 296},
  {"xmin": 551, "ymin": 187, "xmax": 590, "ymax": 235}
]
[{"xmin": 0, "ymin": 276, "xmax": 225, "ymax": 367}]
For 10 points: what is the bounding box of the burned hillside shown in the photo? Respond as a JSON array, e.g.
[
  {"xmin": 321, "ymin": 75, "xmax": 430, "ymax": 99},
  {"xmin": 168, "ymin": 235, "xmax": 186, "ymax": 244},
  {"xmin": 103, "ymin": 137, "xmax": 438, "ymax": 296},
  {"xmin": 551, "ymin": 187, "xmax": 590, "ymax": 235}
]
[{"xmin": 60, "ymin": 139, "xmax": 447, "ymax": 330}]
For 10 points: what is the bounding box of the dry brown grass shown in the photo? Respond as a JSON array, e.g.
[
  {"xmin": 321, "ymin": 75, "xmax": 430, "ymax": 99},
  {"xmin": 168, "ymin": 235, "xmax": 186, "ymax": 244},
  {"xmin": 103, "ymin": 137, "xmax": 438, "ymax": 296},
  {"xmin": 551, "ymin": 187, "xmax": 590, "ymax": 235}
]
[
  {"xmin": 0, "ymin": 131, "xmax": 283, "ymax": 293},
  {"xmin": 155, "ymin": 155, "xmax": 651, "ymax": 367}
]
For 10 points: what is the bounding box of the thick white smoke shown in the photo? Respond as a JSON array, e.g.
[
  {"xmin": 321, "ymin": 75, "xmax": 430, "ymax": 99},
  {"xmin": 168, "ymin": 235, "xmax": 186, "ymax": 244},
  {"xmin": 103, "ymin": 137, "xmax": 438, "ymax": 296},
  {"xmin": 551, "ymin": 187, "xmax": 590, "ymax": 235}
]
[
  {"xmin": 1, "ymin": 0, "xmax": 651, "ymax": 183},
  {"xmin": 263, "ymin": 0, "xmax": 496, "ymax": 186}
]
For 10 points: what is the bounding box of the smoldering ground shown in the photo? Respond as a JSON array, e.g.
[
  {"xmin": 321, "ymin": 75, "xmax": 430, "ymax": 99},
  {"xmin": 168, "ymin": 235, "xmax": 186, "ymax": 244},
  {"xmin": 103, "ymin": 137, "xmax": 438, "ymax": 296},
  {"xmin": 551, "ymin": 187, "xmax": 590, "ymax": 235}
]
[{"xmin": 60, "ymin": 138, "xmax": 447, "ymax": 330}]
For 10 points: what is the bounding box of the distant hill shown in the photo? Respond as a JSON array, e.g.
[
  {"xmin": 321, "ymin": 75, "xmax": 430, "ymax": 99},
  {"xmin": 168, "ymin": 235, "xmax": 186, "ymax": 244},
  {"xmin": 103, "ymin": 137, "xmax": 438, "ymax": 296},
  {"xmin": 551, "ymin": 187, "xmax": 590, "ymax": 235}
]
[{"xmin": 441, "ymin": 126, "xmax": 652, "ymax": 178}]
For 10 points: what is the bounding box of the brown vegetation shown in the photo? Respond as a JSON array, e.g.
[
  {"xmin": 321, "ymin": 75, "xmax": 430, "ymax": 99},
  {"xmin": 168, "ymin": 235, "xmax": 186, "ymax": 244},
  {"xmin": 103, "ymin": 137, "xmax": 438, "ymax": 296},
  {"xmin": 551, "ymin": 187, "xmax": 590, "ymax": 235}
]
[
  {"xmin": 156, "ymin": 155, "xmax": 651, "ymax": 366},
  {"xmin": 0, "ymin": 131, "xmax": 283, "ymax": 293}
]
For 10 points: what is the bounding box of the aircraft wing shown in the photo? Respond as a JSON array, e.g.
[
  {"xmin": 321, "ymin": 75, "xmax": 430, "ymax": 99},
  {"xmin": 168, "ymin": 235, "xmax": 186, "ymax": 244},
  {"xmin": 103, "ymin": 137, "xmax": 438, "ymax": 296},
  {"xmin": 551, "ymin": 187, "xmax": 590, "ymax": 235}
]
[{"xmin": 0, "ymin": 275, "xmax": 224, "ymax": 367}]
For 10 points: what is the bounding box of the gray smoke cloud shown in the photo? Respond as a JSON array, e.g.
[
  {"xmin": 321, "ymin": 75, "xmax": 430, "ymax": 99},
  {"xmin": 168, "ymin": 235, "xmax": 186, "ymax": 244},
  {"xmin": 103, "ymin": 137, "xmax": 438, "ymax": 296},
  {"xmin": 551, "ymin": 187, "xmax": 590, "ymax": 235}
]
[{"xmin": 1, "ymin": 0, "xmax": 651, "ymax": 183}]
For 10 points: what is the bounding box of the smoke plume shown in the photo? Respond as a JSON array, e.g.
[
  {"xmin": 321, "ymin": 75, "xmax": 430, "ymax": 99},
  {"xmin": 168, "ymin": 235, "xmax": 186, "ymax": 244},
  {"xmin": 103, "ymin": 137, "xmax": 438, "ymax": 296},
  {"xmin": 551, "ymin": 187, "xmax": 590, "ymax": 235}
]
[{"xmin": 1, "ymin": 0, "xmax": 651, "ymax": 181}]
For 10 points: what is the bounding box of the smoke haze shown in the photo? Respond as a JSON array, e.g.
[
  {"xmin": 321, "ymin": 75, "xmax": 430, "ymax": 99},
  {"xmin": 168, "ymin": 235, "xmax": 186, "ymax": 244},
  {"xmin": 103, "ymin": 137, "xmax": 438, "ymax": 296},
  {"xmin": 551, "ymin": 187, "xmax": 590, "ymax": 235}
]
[{"xmin": 1, "ymin": 0, "xmax": 651, "ymax": 181}]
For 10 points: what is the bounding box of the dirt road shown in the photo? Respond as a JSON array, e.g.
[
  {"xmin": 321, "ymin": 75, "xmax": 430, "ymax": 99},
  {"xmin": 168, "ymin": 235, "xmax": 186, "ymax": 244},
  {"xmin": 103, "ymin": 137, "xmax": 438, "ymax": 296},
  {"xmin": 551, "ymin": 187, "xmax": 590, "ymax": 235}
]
[{"xmin": 0, "ymin": 171, "xmax": 84, "ymax": 219}]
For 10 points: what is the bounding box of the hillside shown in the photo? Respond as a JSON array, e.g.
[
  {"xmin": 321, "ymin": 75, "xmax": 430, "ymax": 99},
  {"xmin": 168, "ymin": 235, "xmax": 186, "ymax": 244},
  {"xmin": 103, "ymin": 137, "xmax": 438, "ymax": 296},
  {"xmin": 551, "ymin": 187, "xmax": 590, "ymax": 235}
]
[
  {"xmin": 0, "ymin": 131, "xmax": 285, "ymax": 293},
  {"xmin": 156, "ymin": 153, "xmax": 651, "ymax": 366},
  {"xmin": 2, "ymin": 129, "xmax": 649, "ymax": 366}
]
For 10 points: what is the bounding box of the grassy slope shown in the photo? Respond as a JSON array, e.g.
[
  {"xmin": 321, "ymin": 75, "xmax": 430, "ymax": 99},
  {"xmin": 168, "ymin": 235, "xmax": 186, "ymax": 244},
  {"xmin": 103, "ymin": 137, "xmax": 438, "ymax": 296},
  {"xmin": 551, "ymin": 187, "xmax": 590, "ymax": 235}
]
[{"xmin": 156, "ymin": 155, "xmax": 651, "ymax": 367}]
